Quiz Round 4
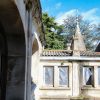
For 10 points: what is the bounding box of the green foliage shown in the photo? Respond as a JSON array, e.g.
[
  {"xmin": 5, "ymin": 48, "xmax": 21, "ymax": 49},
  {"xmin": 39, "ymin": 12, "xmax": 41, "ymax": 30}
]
[
  {"xmin": 42, "ymin": 13, "xmax": 64, "ymax": 49},
  {"xmin": 42, "ymin": 13, "xmax": 100, "ymax": 50}
]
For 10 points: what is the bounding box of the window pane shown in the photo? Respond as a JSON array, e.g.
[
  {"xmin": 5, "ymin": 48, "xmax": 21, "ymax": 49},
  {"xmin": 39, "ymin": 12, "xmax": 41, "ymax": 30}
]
[
  {"xmin": 59, "ymin": 67, "xmax": 68, "ymax": 86},
  {"xmin": 98, "ymin": 67, "xmax": 100, "ymax": 85},
  {"xmin": 44, "ymin": 67, "xmax": 54, "ymax": 86},
  {"xmin": 83, "ymin": 67, "xmax": 93, "ymax": 85}
]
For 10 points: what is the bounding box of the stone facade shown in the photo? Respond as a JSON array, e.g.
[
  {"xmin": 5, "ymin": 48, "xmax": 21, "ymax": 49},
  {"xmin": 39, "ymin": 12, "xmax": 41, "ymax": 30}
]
[{"xmin": 31, "ymin": 22, "xmax": 100, "ymax": 100}]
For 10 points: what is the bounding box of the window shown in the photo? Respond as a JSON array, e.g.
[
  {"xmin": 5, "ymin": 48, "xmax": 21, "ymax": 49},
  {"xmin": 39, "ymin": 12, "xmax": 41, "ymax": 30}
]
[
  {"xmin": 98, "ymin": 67, "xmax": 100, "ymax": 85},
  {"xmin": 44, "ymin": 66, "xmax": 54, "ymax": 86},
  {"xmin": 59, "ymin": 66, "xmax": 68, "ymax": 86},
  {"xmin": 43, "ymin": 66, "xmax": 69, "ymax": 87},
  {"xmin": 83, "ymin": 66, "xmax": 94, "ymax": 86}
]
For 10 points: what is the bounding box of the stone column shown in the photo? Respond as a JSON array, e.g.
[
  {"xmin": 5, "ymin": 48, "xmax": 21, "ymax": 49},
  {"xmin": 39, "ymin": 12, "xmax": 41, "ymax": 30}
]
[
  {"xmin": 25, "ymin": 10, "xmax": 32, "ymax": 100},
  {"xmin": 72, "ymin": 62, "xmax": 80, "ymax": 96},
  {"xmin": 94, "ymin": 66, "xmax": 98, "ymax": 88},
  {"xmin": 54, "ymin": 65, "xmax": 59, "ymax": 87}
]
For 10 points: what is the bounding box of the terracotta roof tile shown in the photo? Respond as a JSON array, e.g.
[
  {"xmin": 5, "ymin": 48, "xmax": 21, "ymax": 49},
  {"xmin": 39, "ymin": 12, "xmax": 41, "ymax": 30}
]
[
  {"xmin": 41, "ymin": 50, "xmax": 100, "ymax": 57},
  {"xmin": 80, "ymin": 51, "xmax": 100, "ymax": 57},
  {"xmin": 41, "ymin": 50, "xmax": 72, "ymax": 57}
]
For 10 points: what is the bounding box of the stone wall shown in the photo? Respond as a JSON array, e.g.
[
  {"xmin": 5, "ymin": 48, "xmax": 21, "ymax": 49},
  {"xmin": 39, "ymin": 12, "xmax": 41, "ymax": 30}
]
[
  {"xmin": 35, "ymin": 59, "xmax": 100, "ymax": 100},
  {"xmin": 6, "ymin": 35, "xmax": 25, "ymax": 100}
]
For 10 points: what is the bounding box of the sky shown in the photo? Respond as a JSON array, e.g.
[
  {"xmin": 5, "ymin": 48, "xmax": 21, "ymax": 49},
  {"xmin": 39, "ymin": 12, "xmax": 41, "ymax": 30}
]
[{"xmin": 40, "ymin": 0, "xmax": 100, "ymax": 25}]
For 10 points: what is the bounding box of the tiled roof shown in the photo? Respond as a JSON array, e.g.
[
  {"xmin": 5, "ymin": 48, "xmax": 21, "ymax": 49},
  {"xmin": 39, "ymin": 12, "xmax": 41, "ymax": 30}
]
[
  {"xmin": 80, "ymin": 51, "xmax": 100, "ymax": 57},
  {"xmin": 41, "ymin": 50, "xmax": 100, "ymax": 57},
  {"xmin": 41, "ymin": 50, "xmax": 72, "ymax": 57}
]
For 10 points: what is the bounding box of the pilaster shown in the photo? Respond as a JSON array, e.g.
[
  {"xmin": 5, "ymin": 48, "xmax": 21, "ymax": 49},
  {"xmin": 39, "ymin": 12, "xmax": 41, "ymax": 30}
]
[{"xmin": 72, "ymin": 62, "xmax": 80, "ymax": 96}]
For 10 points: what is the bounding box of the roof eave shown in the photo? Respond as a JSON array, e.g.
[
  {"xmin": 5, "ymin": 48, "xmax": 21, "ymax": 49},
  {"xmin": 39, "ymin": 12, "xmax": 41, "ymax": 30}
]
[{"xmin": 40, "ymin": 56, "xmax": 100, "ymax": 61}]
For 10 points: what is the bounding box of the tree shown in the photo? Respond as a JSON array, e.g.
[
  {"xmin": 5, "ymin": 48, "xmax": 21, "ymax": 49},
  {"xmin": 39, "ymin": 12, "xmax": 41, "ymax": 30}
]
[
  {"xmin": 42, "ymin": 13, "xmax": 64, "ymax": 49},
  {"xmin": 62, "ymin": 15, "xmax": 100, "ymax": 50}
]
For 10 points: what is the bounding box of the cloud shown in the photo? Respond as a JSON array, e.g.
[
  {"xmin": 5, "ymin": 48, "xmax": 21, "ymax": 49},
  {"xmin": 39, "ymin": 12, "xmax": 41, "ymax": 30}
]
[
  {"xmin": 55, "ymin": 9, "xmax": 77, "ymax": 25},
  {"xmin": 55, "ymin": 8, "xmax": 100, "ymax": 25},
  {"xmin": 55, "ymin": 2, "xmax": 62, "ymax": 9},
  {"xmin": 82, "ymin": 8, "xmax": 100, "ymax": 25}
]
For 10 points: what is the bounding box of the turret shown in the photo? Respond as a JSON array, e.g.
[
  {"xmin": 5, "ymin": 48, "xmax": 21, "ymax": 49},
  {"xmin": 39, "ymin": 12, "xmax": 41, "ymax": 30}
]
[{"xmin": 72, "ymin": 17, "xmax": 86, "ymax": 56}]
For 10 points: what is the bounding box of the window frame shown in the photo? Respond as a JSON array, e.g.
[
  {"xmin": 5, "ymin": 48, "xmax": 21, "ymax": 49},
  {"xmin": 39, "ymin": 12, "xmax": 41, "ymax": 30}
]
[
  {"xmin": 43, "ymin": 65, "xmax": 69, "ymax": 88},
  {"xmin": 82, "ymin": 66, "xmax": 94, "ymax": 87},
  {"xmin": 98, "ymin": 66, "xmax": 100, "ymax": 86},
  {"xmin": 43, "ymin": 66, "xmax": 54, "ymax": 87},
  {"xmin": 58, "ymin": 66, "xmax": 69, "ymax": 87}
]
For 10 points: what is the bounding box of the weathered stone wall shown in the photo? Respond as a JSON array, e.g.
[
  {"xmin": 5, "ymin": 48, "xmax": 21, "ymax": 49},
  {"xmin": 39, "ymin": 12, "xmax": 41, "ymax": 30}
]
[
  {"xmin": 1, "ymin": 1, "xmax": 29, "ymax": 99},
  {"xmin": 6, "ymin": 35, "xmax": 25, "ymax": 100},
  {"xmin": 36, "ymin": 61, "xmax": 73, "ymax": 100},
  {"xmin": 36, "ymin": 59, "xmax": 100, "ymax": 100}
]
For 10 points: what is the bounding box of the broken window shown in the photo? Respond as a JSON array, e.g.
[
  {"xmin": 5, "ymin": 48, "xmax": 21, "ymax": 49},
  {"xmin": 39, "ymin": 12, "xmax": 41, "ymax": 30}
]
[
  {"xmin": 83, "ymin": 67, "xmax": 94, "ymax": 86},
  {"xmin": 98, "ymin": 67, "xmax": 100, "ymax": 85},
  {"xmin": 44, "ymin": 66, "xmax": 54, "ymax": 86},
  {"xmin": 59, "ymin": 66, "xmax": 68, "ymax": 86}
]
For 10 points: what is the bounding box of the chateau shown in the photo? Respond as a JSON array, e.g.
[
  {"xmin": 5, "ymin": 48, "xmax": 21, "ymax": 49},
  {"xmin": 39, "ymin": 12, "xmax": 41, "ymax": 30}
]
[{"xmin": 0, "ymin": 0, "xmax": 100, "ymax": 100}]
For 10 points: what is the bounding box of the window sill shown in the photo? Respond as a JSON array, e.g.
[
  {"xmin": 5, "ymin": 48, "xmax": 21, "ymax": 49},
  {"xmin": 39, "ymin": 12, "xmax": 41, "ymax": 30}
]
[
  {"xmin": 40, "ymin": 95, "xmax": 69, "ymax": 99},
  {"xmin": 40, "ymin": 86, "xmax": 70, "ymax": 90},
  {"xmin": 81, "ymin": 85, "xmax": 100, "ymax": 90}
]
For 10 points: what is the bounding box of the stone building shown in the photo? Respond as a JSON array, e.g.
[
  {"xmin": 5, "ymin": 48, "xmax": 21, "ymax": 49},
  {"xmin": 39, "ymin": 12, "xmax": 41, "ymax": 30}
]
[
  {"xmin": 0, "ymin": 0, "xmax": 44, "ymax": 100},
  {"xmin": 32, "ymin": 21, "xmax": 100, "ymax": 100},
  {"xmin": 0, "ymin": 0, "xmax": 100, "ymax": 100}
]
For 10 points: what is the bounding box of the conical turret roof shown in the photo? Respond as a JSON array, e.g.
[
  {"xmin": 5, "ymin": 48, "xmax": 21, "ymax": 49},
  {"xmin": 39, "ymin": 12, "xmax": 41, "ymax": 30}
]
[{"xmin": 74, "ymin": 19, "xmax": 86, "ymax": 51}]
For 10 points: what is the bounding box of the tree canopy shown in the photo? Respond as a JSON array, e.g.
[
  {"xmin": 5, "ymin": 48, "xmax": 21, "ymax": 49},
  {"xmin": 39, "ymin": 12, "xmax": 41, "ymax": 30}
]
[
  {"xmin": 42, "ymin": 13, "xmax": 64, "ymax": 49},
  {"xmin": 63, "ymin": 15, "xmax": 100, "ymax": 50},
  {"xmin": 42, "ymin": 13, "xmax": 100, "ymax": 50}
]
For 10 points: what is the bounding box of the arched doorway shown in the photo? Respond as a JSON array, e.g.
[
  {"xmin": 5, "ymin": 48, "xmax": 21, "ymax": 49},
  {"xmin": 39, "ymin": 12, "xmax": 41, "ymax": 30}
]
[{"xmin": 0, "ymin": 1, "xmax": 26, "ymax": 100}]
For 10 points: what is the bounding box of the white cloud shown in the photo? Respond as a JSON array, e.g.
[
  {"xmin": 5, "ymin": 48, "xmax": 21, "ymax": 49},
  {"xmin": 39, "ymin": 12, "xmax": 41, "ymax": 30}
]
[
  {"xmin": 55, "ymin": 8, "xmax": 100, "ymax": 25},
  {"xmin": 82, "ymin": 8, "xmax": 100, "ymax": 25},
  {"xmin": 55, "ymin": 9, "xmax": 77, "ymax": 25}
]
